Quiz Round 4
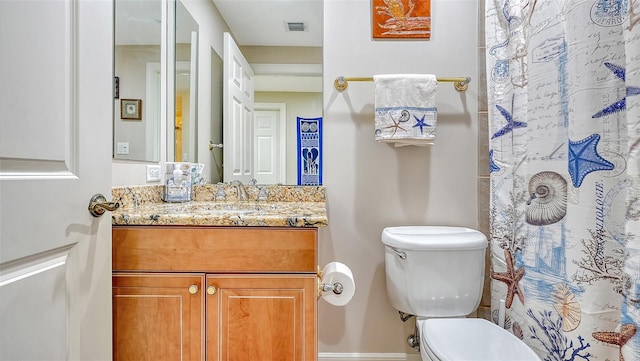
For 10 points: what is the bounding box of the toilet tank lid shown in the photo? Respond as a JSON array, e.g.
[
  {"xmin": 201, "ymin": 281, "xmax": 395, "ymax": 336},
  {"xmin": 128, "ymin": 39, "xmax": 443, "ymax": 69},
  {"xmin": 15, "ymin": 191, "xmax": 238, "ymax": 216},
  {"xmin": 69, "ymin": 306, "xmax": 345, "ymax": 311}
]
[{"xmin": 381, "ymin": 226, "xmax": 487, "ymax": 250}]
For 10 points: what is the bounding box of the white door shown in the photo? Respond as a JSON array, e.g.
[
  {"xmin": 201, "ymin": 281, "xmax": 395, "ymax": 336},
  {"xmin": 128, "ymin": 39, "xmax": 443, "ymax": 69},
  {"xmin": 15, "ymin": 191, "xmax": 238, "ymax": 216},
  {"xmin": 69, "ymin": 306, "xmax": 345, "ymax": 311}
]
[
  {"xmin": 254, "ymin": 110, "xmax": 280, "ymax": 184},
  {"xmin": 223, "ymin": 32, "xmax": 254, "ymax": 183},
  {"xmin": 0, "ymin": 1, "xmax": 113, "ymax": 360},
  {"xmin": 254, "ymin": 103, "xmax": 286, "ymax": 184}
]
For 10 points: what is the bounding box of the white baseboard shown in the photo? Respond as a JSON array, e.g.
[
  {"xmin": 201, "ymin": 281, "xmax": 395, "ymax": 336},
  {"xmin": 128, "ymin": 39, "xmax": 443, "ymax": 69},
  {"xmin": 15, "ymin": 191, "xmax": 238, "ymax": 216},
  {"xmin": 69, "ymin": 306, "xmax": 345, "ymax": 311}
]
[{"xmin": 318, "ymin": 353, "xmax": 422, "ymax": 361}]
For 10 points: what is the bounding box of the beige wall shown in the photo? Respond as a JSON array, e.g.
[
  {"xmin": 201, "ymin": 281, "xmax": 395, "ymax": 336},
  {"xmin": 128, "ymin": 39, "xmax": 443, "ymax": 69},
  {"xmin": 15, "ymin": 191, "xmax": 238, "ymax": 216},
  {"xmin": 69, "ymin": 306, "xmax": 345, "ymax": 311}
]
[{"xmin": 319, "ymin": 0, "xmax": 480, "ymax": 355}]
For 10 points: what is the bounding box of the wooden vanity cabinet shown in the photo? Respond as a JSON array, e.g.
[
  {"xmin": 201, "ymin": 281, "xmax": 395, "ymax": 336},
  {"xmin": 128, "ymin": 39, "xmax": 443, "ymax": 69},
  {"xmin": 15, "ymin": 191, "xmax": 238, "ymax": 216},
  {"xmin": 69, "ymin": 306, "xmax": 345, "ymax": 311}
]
[
  {"xmin": 112, "ymin": 273, "xmax": 204, "ymax": 361},
  {"xmin": 112, "ymin": 226, "xmax": 318, "ymax": 361}
]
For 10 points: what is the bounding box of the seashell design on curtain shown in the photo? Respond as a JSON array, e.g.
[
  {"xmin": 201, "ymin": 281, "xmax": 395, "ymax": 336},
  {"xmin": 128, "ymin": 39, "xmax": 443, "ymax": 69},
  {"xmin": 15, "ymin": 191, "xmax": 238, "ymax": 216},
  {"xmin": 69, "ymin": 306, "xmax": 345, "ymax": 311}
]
[
  {"xmin": 525, "ymin": 171, "xmax": 568, "ymax": 226},
  {"xmin": 486, "ymin": 0, "xmax": 640, "ymax": 360}
]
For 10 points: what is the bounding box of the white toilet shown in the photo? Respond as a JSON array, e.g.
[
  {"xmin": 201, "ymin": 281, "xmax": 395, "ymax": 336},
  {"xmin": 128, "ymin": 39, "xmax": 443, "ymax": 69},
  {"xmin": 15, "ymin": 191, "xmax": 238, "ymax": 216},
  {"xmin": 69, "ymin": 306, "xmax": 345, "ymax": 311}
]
[{"xmin": 381, "ymin": 226, "xmax": 541, "ymax": 361}]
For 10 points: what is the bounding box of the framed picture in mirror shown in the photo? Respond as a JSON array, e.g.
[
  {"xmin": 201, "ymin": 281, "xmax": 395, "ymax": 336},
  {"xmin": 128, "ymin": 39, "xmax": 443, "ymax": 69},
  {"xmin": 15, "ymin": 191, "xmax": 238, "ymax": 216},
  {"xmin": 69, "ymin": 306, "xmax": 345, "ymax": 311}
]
[{"xmin": 121, "ymin": 99, "xmax": 142, "ymax": 120}]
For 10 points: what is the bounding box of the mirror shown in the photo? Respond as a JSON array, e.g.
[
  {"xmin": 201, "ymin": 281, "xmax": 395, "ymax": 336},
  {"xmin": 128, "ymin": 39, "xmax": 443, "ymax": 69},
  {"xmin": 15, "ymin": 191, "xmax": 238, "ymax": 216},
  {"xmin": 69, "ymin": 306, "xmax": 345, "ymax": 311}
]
[
  {"xmin": 174, "ymin": 1, "xmax": 198, "ymax": 163},
  {"xmin": 113, "ymin": 0, "xmax": 162, "ymax": 162},
  {"xmin": 112, "ymin": 0, "xmax": 322, "ymax": 186},
  {"xmin": 214, "ymin": 0, "xmax": 323, "ymax": 185}
]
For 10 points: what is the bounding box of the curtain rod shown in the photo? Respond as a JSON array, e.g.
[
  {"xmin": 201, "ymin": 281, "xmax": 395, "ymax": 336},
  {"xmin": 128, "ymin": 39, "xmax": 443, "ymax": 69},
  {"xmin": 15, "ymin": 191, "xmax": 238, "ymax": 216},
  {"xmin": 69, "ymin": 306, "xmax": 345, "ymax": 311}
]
[{"xmin": 333, "ymin": 76, "xmax": 472, "ymax": 92}]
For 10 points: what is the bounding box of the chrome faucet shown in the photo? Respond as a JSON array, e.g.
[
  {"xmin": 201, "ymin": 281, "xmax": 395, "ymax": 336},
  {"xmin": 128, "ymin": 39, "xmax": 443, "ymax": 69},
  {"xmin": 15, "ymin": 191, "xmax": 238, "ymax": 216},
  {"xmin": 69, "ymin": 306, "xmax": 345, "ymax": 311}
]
[{"xmin": 229, "ymin": 180, "xmax": 248, "ymax": 201}]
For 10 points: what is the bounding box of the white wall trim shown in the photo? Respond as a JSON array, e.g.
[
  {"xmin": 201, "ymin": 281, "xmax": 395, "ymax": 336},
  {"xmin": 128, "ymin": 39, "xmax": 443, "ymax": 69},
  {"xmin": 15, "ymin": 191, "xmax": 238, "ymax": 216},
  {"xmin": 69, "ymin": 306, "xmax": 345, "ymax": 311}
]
[{"xmin": 318, "ymin": 353, "xmax": 422, "ymax": 361}]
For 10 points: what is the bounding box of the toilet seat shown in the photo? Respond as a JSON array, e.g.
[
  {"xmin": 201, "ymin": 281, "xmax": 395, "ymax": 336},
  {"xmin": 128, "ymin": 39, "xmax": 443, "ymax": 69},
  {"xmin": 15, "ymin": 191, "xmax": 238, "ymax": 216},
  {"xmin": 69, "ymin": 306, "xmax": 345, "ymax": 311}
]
[{"xmin": 418, "ymin": 318, "xmax": 541, "ymax": 361}]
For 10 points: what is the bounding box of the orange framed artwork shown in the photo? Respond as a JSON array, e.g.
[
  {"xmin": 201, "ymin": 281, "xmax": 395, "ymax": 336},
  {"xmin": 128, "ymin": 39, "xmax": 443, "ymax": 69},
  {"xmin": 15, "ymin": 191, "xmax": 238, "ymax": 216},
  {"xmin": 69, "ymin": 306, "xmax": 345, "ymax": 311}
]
[{"xmin": 372, "ymin": 0, "xmax": 431, "ymax": 39}]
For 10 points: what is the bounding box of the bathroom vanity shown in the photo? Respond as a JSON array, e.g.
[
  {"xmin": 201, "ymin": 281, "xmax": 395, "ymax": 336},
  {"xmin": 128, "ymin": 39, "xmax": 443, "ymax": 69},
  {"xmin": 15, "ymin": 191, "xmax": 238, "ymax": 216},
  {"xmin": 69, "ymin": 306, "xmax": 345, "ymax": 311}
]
[{"xmin": 111, "ymin": 185, "xmax": 327, "ymax": 361}]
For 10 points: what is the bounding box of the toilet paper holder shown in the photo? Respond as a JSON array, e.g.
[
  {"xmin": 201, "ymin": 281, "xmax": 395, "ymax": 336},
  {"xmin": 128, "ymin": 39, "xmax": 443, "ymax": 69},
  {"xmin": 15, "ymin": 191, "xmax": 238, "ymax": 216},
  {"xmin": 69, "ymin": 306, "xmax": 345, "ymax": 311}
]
[
  {"xmin": 317, "ymin": 266, "xmax": 344, "ymax": 296},
  {"xmin": 320, "ymin": 282, "xmax": 344, "ymax": 294}
]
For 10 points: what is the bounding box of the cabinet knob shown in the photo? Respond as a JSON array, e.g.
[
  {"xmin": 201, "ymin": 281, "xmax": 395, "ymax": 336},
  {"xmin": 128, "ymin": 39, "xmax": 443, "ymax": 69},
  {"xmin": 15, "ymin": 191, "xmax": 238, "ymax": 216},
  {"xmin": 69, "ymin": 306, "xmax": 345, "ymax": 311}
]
[
  {"xmin": 188, "ymin": 285, "xmax": 199, "ymax": 294},
  {"xmin": 207, "ymin": 285, "xmax": 217, "ymax": 295}
]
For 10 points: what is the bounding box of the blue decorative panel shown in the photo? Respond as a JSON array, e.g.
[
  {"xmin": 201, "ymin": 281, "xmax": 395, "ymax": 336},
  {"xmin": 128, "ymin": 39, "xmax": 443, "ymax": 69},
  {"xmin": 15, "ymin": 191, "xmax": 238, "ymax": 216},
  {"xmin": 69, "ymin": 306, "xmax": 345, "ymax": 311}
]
[{"xmin": 297, "ymin": 117, "xmax": 322, "ymax": 185}]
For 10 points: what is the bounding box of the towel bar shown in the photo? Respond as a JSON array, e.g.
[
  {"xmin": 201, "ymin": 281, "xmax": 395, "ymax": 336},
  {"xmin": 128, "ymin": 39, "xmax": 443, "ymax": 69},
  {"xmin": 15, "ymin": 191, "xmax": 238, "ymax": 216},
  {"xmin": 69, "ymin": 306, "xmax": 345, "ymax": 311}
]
[{"xmin": 333, "ymin": 76, "xmax": 471, "ymax": 92}]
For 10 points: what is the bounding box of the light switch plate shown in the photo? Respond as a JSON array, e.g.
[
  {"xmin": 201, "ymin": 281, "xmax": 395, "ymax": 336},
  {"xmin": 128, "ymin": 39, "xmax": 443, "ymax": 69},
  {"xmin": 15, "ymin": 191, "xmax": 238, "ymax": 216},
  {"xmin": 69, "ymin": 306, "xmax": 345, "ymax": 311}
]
[
  {"xmin": 116, "ymin": 142, "xmax": 129, "ymax": 155},
  {"xmin": 146, "ymin": 165, "xmax": 162, "ymax": 182}
]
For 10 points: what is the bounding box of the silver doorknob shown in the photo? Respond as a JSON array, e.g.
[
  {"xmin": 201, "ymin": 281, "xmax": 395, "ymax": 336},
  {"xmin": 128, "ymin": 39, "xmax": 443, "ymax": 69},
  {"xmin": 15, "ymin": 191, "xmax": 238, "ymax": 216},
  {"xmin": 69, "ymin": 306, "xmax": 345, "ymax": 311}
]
[
  {"xmin": 88, "ymin": 194, "xmax": 119, "ymax": 217},
  {"xmin": 188, "ymin": 285, "xmax": 199, "ymax": 294},
  {"xmin": 207, "ymin": 286, "xmax": 217, "ymax": 295}
]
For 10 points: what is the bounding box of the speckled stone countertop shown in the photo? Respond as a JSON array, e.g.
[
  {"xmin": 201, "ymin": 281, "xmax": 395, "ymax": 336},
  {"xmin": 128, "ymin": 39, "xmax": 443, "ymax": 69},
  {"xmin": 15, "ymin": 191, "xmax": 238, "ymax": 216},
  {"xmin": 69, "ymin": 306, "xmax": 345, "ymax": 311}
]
[{"xmin": 111, "ymin": 184, "xmax": 327, "ymax": 227}]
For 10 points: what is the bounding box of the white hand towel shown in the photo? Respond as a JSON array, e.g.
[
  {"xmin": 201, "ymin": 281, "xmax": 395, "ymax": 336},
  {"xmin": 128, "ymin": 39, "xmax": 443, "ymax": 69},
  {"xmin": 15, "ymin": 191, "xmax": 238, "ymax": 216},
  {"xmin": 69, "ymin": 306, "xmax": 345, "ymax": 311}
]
[{"xmin": 374, "ymin": 74, "xmax": 438, "ymax": 147}]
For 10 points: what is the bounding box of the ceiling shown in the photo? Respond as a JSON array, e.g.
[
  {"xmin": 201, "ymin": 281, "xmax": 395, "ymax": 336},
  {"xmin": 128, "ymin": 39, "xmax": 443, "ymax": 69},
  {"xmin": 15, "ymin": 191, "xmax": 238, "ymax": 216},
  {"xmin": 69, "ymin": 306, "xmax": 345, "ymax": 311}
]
[
  {"xmin": 212, "ymin": 0, "xmax": 323, "ymax": 47},
  {"xmin": 115, "ymin": 0, "xmax": 323, "ymax": 48}
]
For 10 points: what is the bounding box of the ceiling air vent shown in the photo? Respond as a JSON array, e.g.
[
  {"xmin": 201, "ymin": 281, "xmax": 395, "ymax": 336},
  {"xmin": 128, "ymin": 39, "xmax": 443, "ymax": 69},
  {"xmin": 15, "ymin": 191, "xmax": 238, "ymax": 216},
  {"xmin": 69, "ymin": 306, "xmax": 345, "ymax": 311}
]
[{"xmin": 286, "ymin": 22, "xmax": 306, "ymax": 32}]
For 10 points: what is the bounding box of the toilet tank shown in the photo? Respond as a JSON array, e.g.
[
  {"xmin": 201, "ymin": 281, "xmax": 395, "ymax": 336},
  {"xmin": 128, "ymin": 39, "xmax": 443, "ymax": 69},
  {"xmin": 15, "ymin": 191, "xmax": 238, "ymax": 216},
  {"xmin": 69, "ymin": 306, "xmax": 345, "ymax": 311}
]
[{"xmin": 381, "ymin": 226, "xmax": 488, "ymax": 318}]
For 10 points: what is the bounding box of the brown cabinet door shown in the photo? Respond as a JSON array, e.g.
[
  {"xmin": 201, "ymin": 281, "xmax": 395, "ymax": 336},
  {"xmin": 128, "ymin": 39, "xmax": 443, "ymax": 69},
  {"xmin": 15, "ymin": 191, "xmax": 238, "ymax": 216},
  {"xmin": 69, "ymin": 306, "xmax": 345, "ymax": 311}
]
[
  {"xmin": 206, "ymin": 274, "xmax": 317, "ymax": 361},
  {"xmin": 113, "ymin": 274, "xmax": 205, "ymax": 361}
]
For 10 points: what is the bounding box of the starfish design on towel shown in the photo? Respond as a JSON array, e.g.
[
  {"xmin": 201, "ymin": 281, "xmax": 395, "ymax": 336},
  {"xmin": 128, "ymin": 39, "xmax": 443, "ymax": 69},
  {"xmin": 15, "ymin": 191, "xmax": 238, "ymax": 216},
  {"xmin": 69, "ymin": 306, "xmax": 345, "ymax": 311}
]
[
  {"xmin": 592, "ymin": 324, "xmax": 637, "ymax": 361},
  {"xmin": 491, "ymin": 249, "xmax": 525, "ymax": 308},
  {"xmin": 383, "ymin": 112, "xmax": 407, "ymax": 136},
  {"xmin": 412, "ymin": 114, "xmax": 431, "ymax": 134},
  {"xmin": 592, "ymin": 62, "xmax": 640, "ymax": 118},
  {"xmin": 489, "ymin": 149, "xmax": 500, "ymax": 173},
  {"xmin": 568, "ymin": 133, "xmax": 614, "ymax": 188},
  {"xmin": 491, "ymin": 97, "xmax": 527, "ymax": 139}
]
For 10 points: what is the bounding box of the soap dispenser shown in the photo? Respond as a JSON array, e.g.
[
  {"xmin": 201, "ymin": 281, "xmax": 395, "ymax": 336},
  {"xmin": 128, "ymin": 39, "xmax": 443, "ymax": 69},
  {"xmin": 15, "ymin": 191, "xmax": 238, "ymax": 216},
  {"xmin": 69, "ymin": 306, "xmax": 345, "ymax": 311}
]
[{"xmin": 163, "ymin": 163, "xmax": 192, "ymax": 202}]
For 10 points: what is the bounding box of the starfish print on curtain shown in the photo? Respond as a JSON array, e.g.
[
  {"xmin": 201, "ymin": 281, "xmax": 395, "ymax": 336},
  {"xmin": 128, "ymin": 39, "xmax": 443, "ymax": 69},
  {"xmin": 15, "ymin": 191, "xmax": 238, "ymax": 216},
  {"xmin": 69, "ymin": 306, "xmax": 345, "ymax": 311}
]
[
  {"xmin": 568, "ymin": 133, "xmax": 614, "ymax": 188},
  {"xmin": 491, "ymin": 99, "xmax": 527, "ymax": 139},
  {"xmin": 592, "ymin": 62, "xmax": 640, "ymax": 119},
  {"xmin": 491, "ymin": 249, "xmax": 525, "ymax": 308}
]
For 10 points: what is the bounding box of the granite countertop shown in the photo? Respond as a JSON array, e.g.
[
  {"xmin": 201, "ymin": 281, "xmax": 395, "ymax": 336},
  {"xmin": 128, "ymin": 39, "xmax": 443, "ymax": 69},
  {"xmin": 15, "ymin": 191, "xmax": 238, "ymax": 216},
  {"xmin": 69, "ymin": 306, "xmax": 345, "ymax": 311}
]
[{"xmin": 111, "ymin": 184, "xmax": 327, "ymax": 227}]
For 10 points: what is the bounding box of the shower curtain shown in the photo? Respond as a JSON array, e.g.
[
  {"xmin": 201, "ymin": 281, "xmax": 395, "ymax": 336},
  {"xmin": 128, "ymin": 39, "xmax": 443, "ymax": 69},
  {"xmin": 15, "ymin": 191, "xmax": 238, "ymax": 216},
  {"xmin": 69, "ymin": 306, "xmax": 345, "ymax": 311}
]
[{"xmin": 486, "ymin": 1, "xmax": 640, "ymax": 360}]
